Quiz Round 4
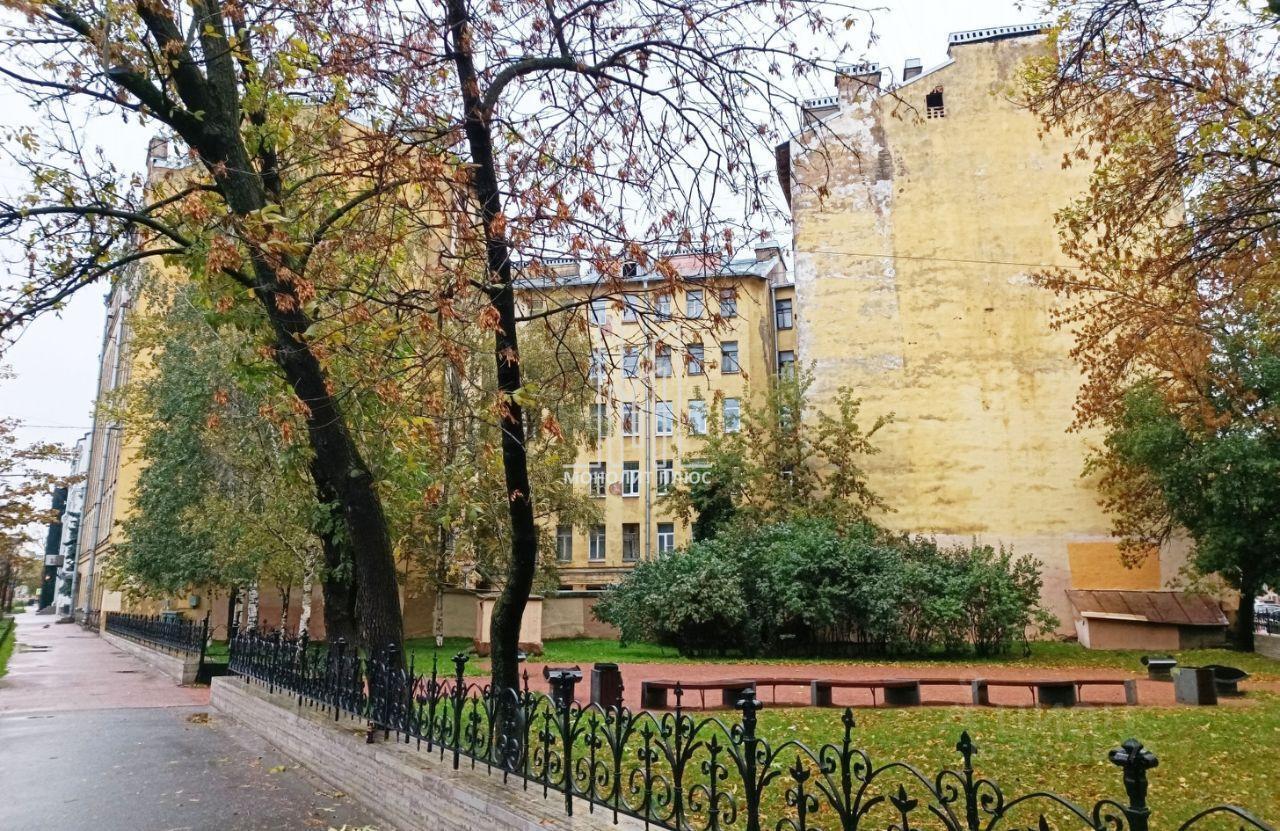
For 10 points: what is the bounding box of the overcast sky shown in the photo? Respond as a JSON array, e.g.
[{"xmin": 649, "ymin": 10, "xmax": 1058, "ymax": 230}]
[{"xmin": 0, "ymin": 0, "xmax": 1042, "ymax": 550}]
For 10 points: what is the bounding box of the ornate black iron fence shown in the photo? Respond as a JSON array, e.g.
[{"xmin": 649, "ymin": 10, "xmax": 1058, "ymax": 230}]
[
  {"xmin": 105, "ymin": 611, "xmax": 208, "ymax": 657},
  {"xmin": 1257, "ymin": 610, "xmax": 1280, "ymax": 636},
  {"xmin": 227, "ymin": 629, "xmax": 1274, "ymax": 831}
]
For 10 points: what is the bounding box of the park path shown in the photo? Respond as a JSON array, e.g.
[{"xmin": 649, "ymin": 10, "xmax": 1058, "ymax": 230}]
[{"xmin": 0, "ymin": 608, "xmax": 381, "ymax": 830}]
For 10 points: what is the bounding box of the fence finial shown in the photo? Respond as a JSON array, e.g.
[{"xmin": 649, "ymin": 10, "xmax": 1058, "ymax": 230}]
[{"xmin": 1109, "ymin": 738, "xmax": 1158, "ymax": 831}]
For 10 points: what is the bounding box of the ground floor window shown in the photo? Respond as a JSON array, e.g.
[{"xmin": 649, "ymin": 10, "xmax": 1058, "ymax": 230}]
[
  {"xmin": 556, "ymin": 525, "xmax": 573, "ymax": 562},
  {"xmin": 622, "ymin": 523, "xmax": 640, "ymax": 561},
  {"xmin": 589, "ymin": 525, "xmax": 606, "ymax": 561},
  {"xmin": 657, "ymin": 522, "xmax": 675, "ymax": 554}
]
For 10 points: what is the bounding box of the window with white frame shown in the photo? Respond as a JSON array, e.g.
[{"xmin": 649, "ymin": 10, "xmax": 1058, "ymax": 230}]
[
  {"xmin": 721, "ymin": 341, "xmax": 739, "ymax": 374},
  {"xmin": 622, "ymin": 523, "xmax": 640, "ymax": 561},
  {"xmin": 775, "ymin": 297, "xmax": 793, "ymax": 330},
  {"xmin": 655, "ymin": 460, "xmax": 674, "ymax": 494},
  {"xmin": 589, "ymin": 525, "xmax": 606, "ymax": 560},
  {"xmin": 655, "ymin": 401, "xmax": 674, "ymax": 436},
  {"xmin": 657, "ymin": 522, "xmax": 675, "ymax": 554},
  {"xmin": 622, "ymin": 294, "xmax": 640, "ymax": 323},
  {"xmin": 655, "ymin": 344, "xmax": 673, "ymax": 377},
  {"xmin": 592, "ymin": 402, "xmax": 609, "ymax": 439},
  {"xmin": 621, "ymin": 402, "xmax": 640, "ymax": 436},
  {"xmin": 655, "ymin": 294, "xmax": 672, "ymax": 320},
  {"xmin": 589, "ymin": 348, "xmax": 609, "ymax": 382},
  {"xmin": 556, "ymin": 525, "xmax": 573, "ymax": 562},
  {"xmin": 590, "ymin": 298, "xmax": 609, "ymax": 326},
  {"xmin": 589, "ymin": 462, "xmax": 607, "ymax": 497},
  {"xmin": 622, "ymin": 346, "xmax": 639, "ymax": 378},
  {"xmin": 686, "ymin": 289, "xmax": 704, "ymax": 318},
  {"xmin": 719, "ymin": 287, "xmax": 737, "ymax": 318},
  {"xmin": 622, "ymin": 461, "xmax": 640, "ymax": 496},
  {"xmin": 723, "ymin": 398, "xmax": 741, "ymax": 433},
  {"xmin": 688, "ymin": 400, "xmax": 708, "ymax": 435},
  {"xmin": 687, "ymin": 343, "xmax": 704, "ymax": 375}
]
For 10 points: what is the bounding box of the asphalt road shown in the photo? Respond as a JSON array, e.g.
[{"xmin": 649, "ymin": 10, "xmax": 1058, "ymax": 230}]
[{"xmin": 0, "ymin": 612, "xmax": 382, "ymax": 830}]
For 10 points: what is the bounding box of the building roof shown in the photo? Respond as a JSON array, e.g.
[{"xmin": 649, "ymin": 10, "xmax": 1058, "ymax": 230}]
[
  {"xmin": 947, "ymin": 22, "xmax": 1049, "ymax": 50},
  {"xmin": 1066, "ymin": 590, "xmax": 1229, "ymax": 628},
  {"xmin": 515, "ymin": 251, "xmax": 784, "ymax": 290}
]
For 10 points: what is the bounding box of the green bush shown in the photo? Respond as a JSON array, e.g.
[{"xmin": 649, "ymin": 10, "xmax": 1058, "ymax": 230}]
[{"xmin": 595, "ymin": 518, "xmax": 1057, "ymax": 657}]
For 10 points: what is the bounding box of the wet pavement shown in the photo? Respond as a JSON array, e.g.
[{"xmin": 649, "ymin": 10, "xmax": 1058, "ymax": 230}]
[{"xmin": 0, "ymin": 610, "xmax": 382, "ymax": 830}]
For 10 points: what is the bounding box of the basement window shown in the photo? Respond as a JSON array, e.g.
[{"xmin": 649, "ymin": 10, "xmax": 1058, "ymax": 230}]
[{"xmin": 926, "ymin": 87, "xmax": 945, "ymax": 118}]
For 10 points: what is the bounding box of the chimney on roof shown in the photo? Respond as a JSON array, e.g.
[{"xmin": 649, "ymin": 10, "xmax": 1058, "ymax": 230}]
[
  {"xmin": 903, "ymin": 58, "xmax": 923, "ymax": 81},
  {"xmin": 835, "ymin": 61, "xmax": 881, "ymax": 102},
  {"xmin": 754, "ymin": 244, "xmax": 781, "ymax": 262}
]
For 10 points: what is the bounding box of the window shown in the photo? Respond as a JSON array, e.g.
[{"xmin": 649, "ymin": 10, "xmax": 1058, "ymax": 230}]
[
  {"xmin": 655, "ymin": 345, "xmax": 673, "ymax": 377},
  {"xmin": 686, "ymin": 289, "xmax": 704, "ymax": 318},
  {"xmin": 623, "ymin": 346, "xmax": 639, "ymax": 378},
  {"xmin": 655, "ymin": 294, "xmax": 672, "ymax": 320},
  {"xmin": 622, "ymin": 523, "xmax": 640, "ymax": 561},
  {"xmin": 721, "ymin": 341, "xmax": 739, "ymax": 374},
  {"xmin": 589, "ymin": 525, "xmax": 606, "ymax": 561},
  {"xmin": 655, "ymin": 460, "xmax": 674, "ymax": 494},
  {"xmin": 622, "ymin": 294, "xmax": 640, "ymax": 323},
  {"xmin": 556, "ymin": 525, "xmax": 573, "ymax": 562},
  {"xmin": 688, "ymin": 400, "xmax": 708, "ymax": 435},
  {"xmin": 592, "ymin": 402, "xmax": 609, "ymax": 439},
  {"xmin": 622, "ymin": 461, "xmax": 640, "ymax": 496},
  {"xmin": 589, "ymin": 348, "xmax": 609, "ymax": 383},
  {"xmin": 687, "ymin": 343, "xmax": 704, "ymax": 375},
  {"xmin": 778, "ymin": 350, "xmax": 796, "ymax": 376},
  {"xmin": 926, "ymin": 86, "xmax": 945, "ymax": 118},
  {"xmin": 589, "ymin": 462, "xmax": 607, "ymax": 497},
  {"xmin": 655, "ymin": 401, "xmax": 674, "ymax": 436},
  {"xmin": 657, "ymin": 522, "xmax": 675, "ymax": 554},
  {"xmin": 621, "ymin": 402, "xmax": 640, "ymax": 437},
  {"xmin": 590, "ymin": 298, "xmax": 609, "ymax": 326},
  {"xmin": 723, "ymin": 398, "xmax": 741, "ymax": 433},
  {"xmin": 719, "ymin": 287, "xmax": 737, "ymax": 318},
  {"xmin": 775, "ymin": 298, "xmax": 793, "ymax": 330}
]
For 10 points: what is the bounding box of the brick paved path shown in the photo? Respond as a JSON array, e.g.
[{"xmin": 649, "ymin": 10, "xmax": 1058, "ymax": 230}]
[{"xmin": 0, "ymin": 609, "xmax": 381, "ymax": 830}]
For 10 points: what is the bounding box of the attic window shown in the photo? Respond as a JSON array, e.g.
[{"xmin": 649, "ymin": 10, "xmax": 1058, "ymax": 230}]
[
  {"xmin": 926, "ymin": 87, "xmax": 945, "ymax": 118},
  {"xmin": 622, "ymin": 261, "xmax": 638, "ymax": 279}
]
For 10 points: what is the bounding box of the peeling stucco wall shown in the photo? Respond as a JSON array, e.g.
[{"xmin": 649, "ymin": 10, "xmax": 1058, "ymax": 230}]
[{"xmin": 790, "ymin": 36, "xmax": 1179, "ymax": 628}]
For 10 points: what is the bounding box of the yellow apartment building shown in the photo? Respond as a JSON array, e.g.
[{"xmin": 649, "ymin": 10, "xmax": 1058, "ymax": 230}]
[
  {"xmin": 779, "ymin": 23, "xmax": 1186, "ymax": 628},
  {"xmin": 519, "ymin": 249, "xmax": 795, "ymax": 590}
]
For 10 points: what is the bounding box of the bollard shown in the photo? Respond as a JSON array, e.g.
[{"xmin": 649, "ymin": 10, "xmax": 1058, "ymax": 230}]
[{"xmin": 591, "ymin": 662, "xmax": 624, "ymax": 710}]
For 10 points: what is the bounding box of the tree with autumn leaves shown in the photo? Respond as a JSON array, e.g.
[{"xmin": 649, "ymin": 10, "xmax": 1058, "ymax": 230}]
[
  {"xmin": 1025, "ymin": 1, "xmax": 1280, "ymax": 647},
  {"xmin": 0, "ymin": 0, "xmax": 865, "ymax": 686}
]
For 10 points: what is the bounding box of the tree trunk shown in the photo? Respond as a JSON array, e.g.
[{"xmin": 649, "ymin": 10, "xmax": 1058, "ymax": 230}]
[
  {"xmin": 246, "ymin": 580, "xmax": 260, "ymax": 630},
  {"xmin": 103, "ymin": 18, "xmax": 405, "ymax": 656},
  {"xmin": 310, "ymin": 457, "xmax": 359, "ymax": 645},
  {"xmin": 446, "ymin": 0, "xmax": 538, "ymax": 694},
  {"xmin": 1236, "ymin": 569, "xmax": 1258, "ymax": 652},
  {"xmin": 299, "ymin": 563, "xmax": 314, "ymax": 637},
  {"xmin": 225, "ymin": 586, "xmax": 239, "ymax": 639}
]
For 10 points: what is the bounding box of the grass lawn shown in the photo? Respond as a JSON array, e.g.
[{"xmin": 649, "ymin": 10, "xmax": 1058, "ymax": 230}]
[
  {"xmin": 0, "ymin": 617, "xmax": 15, "ymax": 678},
  {"xmin": 752, "ymin": 695, "xmax": 1280, "ymax": 825}
]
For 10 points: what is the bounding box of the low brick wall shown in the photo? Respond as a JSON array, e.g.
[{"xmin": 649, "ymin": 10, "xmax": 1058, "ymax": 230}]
[
  {"xmin": 101, "ymin": 630, "xmax": 201, "ymax": 685},
  {"xmin": 211, "ymin": 677, "xmax": 644, "ymax": 831},
  {"xmin": 1259, "ymin": 633, "xmax": 1280, "ymax": 661}
]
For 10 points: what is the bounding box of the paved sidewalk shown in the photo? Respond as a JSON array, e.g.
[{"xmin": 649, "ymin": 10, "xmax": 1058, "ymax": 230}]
[{"xmin": 0, "ymin": 610, "xmax": 382, "ymax": 830}]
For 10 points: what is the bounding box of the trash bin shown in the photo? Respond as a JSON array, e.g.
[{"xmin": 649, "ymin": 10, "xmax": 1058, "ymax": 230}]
[
  {"xmin": 1174, "ymin": 667, "xmax": 1217, "ymax": 705},
  {"xmin": 592, "ymin": 662, "xmax": 624, "ymax": 710}
]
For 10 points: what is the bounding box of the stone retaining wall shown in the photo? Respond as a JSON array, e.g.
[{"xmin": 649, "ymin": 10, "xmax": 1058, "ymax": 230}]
[
  {"xmin": 101, "ymin": 630, "xmax": 201, "ymax": 685},
  {"xmin": 210, "ymin": 677, "xmax": 643, "ymax": 831},
  {"xmin": 1259, "ymin": 633, "xmax": 1280, "ymax": 661}
]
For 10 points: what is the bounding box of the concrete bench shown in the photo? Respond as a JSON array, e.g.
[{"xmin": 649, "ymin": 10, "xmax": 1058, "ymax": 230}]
[
  {"xmin": 1141, "ymin": 656, "xmax": 1177, "ymax": 681},
  {"xmin": 972, "ymin": 678, "xmax": 1138, "ymax": 707},
  {"xmin": 810, "ymin": 679, "xmax": 922, "ymax": 707},
  {"xmin": 639, "ymin": 678, "xmax": 756, "ymax": 709},
  {"xmin": 748, "ymin": 677, "xmax": 817, "ymax": 703}
]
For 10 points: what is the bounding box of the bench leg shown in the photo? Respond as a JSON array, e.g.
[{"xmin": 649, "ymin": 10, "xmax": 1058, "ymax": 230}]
[
  {"xmin": 1124, "ymin": 680, "xmax": 1138, "ymax": 706},
  {"xmin": 810, "ymin": 681, "xmax": 832, "ymax": 707},
  {"xmin": 640, "ymin": 683, "xmax": 668, "ymax": 709},
  {"xmin": 884, "ymin": 683, "xmax": 921, "ymax": 707}
]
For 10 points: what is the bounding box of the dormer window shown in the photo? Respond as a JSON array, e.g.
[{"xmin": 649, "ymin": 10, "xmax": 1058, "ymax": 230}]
[{"xmin": 926, "ymin": 87, "xmax": 945, "ymax": 118}]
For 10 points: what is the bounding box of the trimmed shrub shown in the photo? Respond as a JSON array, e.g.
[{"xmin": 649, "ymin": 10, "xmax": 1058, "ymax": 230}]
[{"xmin": 594, "ymin": 518, "xmax": 1058, "ymax": 657}]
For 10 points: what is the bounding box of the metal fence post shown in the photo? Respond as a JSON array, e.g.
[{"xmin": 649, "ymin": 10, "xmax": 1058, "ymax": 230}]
[
  {"xmin": 738, "ymin": 693, "xmax": 763, "ymax": 831},
  {"xmin": 1109, "ymin": 738, "xmax": 1158, "ymax": 831},
  {"xmin": 451, "ymin": 653, "xmax": 467, "ymax": 770}
]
